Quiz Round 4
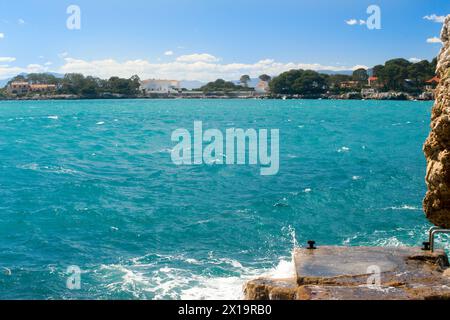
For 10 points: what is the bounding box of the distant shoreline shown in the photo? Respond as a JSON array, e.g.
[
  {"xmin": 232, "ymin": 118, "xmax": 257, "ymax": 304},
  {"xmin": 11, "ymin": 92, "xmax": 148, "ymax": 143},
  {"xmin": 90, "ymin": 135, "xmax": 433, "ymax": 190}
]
[{"xmin": 0, "ymin": 94, "xmax": 435, "ymax": 102}]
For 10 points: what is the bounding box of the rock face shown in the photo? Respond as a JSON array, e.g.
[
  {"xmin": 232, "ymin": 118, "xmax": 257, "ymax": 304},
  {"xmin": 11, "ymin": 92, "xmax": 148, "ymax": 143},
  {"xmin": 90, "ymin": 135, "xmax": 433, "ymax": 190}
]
[
  {"xmin": 244, "ymin": 246, "xmax": 450, "ymax": 300},
  {"xmin": 424, "ymin": 15, "xmax": 450, "ymax": 228}
]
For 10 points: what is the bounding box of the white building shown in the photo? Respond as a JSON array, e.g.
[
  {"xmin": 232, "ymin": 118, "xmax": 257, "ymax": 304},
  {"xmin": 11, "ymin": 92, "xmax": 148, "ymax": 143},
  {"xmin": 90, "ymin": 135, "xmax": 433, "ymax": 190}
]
[
  {"xmin": 140, "ymin": 79, "xmax": 181, "ymax": 94},
  {"xmin": 255, "ymin": 80, "xmax": 270, "ymax": 94}
]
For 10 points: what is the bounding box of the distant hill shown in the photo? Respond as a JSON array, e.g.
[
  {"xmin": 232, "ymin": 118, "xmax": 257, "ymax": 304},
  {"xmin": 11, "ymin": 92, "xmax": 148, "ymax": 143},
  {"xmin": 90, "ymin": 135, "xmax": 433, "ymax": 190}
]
[
  {"xmin": 44, "ymin": 72, "xmax": 64, "ymax": 78},
  {"xmin": 179, "ymin": 80, "xmax": 206, "ymax": 90},
  {"xmin": 0, "ymin": 78, "xmax": 9, "ymax": 88},
  {"xmin": 320, "ymin": 70, "xmax": 354, "ymax": 76},
  {"xmin": 231, "ymin": 78, "xmax": 260, "ymax": 88}
]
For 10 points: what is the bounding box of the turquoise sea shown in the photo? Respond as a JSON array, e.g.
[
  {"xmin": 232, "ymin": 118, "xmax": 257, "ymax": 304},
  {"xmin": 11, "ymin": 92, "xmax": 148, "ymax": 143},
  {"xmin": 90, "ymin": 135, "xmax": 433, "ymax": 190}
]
[{"xmin": 0, "ymin": 99, "xmax": 437, "ymax": 299}]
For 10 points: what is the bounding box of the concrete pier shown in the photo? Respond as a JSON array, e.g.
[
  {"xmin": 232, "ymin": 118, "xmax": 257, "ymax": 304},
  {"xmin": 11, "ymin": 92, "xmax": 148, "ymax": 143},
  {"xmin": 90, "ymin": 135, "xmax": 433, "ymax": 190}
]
[{"xmin": 244, "ymin": 246, "xmax": 450, "ymax": 300}]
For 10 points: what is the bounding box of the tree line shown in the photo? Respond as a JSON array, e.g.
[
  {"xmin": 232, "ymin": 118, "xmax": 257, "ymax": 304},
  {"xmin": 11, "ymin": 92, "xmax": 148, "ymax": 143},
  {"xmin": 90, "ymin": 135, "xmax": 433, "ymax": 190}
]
[
  {"xmin": 269, "ymin": 58, "xmax": 437, "ymax": 96},
  {"xmin": 3, "ymin": 73, "xmax": 141, "ymax": 97},
  {"xmin": 198, "ymin": 74, "xmax": 272, "ymax": 92},
  {"xmin": 198, "ymin": 58, "xmax": 437, "ymax": 96},
  {"xmin": 1, "ymin": 58, "xmax": 438, "ymax": 98}
]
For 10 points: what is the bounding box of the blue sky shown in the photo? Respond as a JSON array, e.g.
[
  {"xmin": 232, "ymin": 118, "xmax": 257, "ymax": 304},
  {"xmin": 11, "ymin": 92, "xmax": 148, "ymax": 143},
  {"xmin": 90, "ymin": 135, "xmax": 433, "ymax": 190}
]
[{"xmin": 0, "ymin": 0, "xmax": 448, "ymax": 81}]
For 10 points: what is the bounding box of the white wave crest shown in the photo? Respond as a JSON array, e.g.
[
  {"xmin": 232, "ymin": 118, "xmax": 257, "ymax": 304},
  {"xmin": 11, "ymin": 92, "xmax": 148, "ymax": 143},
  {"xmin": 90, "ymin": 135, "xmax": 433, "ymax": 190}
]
[
  {"xmin": 337, "ymin": 146, "xmax": 350, "ymax": 153},
  {"xmin": 384, "ymin": 205, "xmax": 419, "ymax": 211},
  {"xmin": 95, "ymin": 254, "xmax": 293, "ymax": 300}
]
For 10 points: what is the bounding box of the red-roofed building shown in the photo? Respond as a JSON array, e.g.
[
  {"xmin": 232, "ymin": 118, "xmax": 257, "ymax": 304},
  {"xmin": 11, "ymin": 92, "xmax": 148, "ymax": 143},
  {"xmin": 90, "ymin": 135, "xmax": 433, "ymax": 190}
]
[
  {"xmin": 368, "ymin": 77, "xmax": 378, "ymax": 86},
  {"xmin": 367, "ymin": 76, "xmax": 383, "ymax": 89},
  {"xmin": 426, "ymin": 76, "xmax": 440, "ymax": 84},
  {"xmin": 339, "ymin": 81, "xmax": 360, "ymax": 89},
  {"xmin": 7, "ymin": 82, "xmax": 57, "ymax": 95},
  {"xmin": 425, "ymin": 76, "xmax": 440, "ymax": 92}
]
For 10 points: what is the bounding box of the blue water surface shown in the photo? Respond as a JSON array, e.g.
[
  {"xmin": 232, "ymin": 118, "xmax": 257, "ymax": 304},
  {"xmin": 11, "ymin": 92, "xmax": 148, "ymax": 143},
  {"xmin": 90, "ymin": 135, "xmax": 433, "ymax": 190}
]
[{"xmin": 0, "ymin": 99, "xmax": 436, "ymax": 299}]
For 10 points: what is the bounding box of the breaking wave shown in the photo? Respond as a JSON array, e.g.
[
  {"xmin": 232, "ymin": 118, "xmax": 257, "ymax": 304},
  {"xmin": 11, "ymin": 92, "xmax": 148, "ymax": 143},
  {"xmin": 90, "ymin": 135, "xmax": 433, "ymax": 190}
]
[{"xmin": 94, "ymin": 254, "xmax": 294, "ymax": 300}]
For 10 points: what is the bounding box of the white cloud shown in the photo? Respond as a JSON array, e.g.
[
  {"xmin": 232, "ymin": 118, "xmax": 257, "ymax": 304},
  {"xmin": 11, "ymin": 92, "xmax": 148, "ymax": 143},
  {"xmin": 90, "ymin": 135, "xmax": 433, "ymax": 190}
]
[
  {"xmin": 423, "ymin": 14, "xmax": 446, "ymax": 23},
  {"xmin": 58, "ymin": 52, "xmax": 69, "ymax": 58},
  {"xmin": 176, "ymin": 53, "xmax": 220, "ymax": 63},
  {"xmin": 346, "ymin": 19, "xmax": 366, "ymax": 26},
  {"xmin": 351, "ymin": 65, "xmax": 370, "ymax": 71},
  {"xmin": 26, "ymin": 64, "xmax": 49, "ymax": 73},
  {"xmin": 18, "ymin": 18, "xmax": 25, "ymax": 25},
  {"xmin": 0, "ymin": 33, "xmax": 4, "ymax": 39},
  {"xmin": 408, "ymin": 57, "xmax": 422, "ymax": 63},
  {"xmin": 0, "ymin": 57, "xmax": 16, "ymax": 63},
  {"xmin": 164, "ymin": 50, "xmax": 174, "ymax": 56},
  {"xmin": 427, "ymin": 37, "xmax": 443, "ymax": 44},
  {"xmin": 0, "ymin": 63, "xmax": 49, "ymax": 80},
  {"xmin": 44, "ymin": 61, "xmax": 53, "ymax": 66},
  {"xmin": 55, "ymin": 56, "xmax": 368, "ymax": 82}
]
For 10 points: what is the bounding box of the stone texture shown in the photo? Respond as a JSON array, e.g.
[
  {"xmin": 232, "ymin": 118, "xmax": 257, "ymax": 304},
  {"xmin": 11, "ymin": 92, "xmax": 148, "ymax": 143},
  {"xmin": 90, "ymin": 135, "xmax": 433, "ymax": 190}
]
[
  {"xmin": 294, "ymin": 246, "xmax": 404, "ymax": 283},
  {"xmin": 243, "ymin": 278, "xmax": 298, "ymax": 300},
  {"xmin": 244, "ymin": 246, "xmax": 450, "ymax": 300},
  {"xmin": 424, "ymin": 15, "xmax": 450, "ymax": 228}
]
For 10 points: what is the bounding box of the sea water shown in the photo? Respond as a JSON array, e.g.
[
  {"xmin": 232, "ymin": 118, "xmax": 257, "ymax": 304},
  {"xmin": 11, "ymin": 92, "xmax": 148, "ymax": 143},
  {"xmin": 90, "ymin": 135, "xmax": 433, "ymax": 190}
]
[{"xmin": 0, "ymin": 99, "xmax": 438, "ymax": 299}]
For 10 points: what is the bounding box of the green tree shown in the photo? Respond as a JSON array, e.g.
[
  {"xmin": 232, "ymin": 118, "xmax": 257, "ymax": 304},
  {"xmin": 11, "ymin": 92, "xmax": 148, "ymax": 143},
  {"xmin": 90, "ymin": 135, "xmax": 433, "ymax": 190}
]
[
  {"xmin": 269, "ymin": 69, "xmax": 327, "ymax": 95},
  {"xmin": 27, "ymin": 73, "xmax": 59, "ymax": 85},
  {"xmin": 269, "ymin": 70, "xmax": 304, "ymax": 94},
  {"xmin": 405, "ymin": 59, "xmax": 437, "ymax": 92},
  {"xmin": 291, "ymin": 70, "xmax": 327, "ymax": 95},
  {"xmin": 199, "ymin": 79, "xmax": 246, "ymax": 92},
  {"xmin": 240, "ymin": 75, "xmax": 251, "ymax": 87},
  {"xmin": 372, "ymin": 65, "xmax": 385, "ymax": 77},
  {"xmin": 259, "ymin": 74, "xmax": 272, "ymax": 82},
  {"xmin": 352, "ymin": 68, "xmax": 369, "ymax": 82},
  {"xmin": 129, "ymin": 75, "xmax": 141, "ymax": 95},
  {"xmin": 431, "ymin": 58, "xmax": 438, "ymax": 74},
  {"xmin": 61, "ymin": 73, "xmax": 86, "ymax": 95},
  {"xmin": 80, "ymin": 76, "xmax": 101, "ymax": 97},
  {"xmin": 379, "ymin": 59, "xmax": 411, "ymax": 91},
  {"xmin": 106, "ymin": 76, "xmax": 140, "ymax": 96}
]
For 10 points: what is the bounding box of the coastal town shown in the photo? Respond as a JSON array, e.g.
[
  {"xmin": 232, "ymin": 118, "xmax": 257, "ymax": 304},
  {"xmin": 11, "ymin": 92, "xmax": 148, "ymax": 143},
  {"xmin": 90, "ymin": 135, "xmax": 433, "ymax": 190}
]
[{"xmin": 0, "ymin": 58, "xmax": 440, "ymax": 101}]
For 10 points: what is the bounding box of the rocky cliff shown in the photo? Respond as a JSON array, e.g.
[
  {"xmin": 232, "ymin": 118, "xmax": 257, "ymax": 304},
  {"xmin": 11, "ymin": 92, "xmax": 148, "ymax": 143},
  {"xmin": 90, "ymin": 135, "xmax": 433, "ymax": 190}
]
[{"xmin": 423, "ymin": 15, "xmax": 450, "ymax": 228}]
